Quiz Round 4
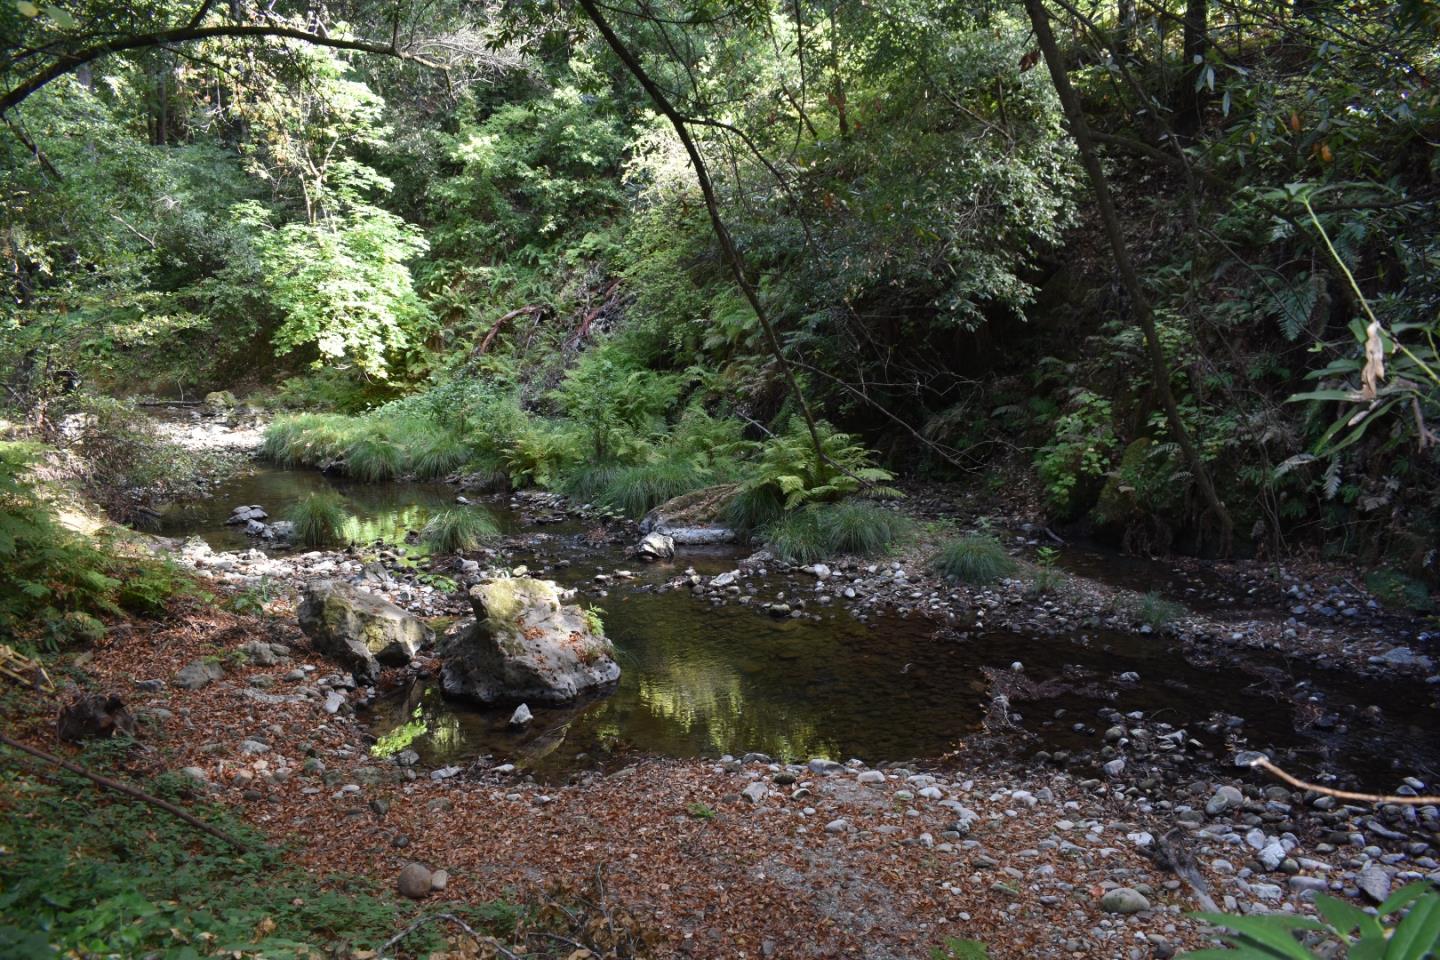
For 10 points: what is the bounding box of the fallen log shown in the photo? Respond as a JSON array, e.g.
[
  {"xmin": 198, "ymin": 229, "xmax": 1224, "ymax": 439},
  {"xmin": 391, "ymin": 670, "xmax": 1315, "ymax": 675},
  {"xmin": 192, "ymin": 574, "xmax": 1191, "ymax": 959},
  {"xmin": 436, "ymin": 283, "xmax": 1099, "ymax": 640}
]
[{"xmin": 0, "ymin": 731, "xmax": 255, "ymax": 851}]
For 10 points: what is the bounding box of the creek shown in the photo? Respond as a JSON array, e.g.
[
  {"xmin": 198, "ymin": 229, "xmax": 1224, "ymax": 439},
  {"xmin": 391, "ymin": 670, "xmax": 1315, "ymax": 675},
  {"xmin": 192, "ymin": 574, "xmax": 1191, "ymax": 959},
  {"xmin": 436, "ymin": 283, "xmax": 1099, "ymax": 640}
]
[{"xmin": 159, "ymin": 463, "xmax": 1440, "ymax": 787}]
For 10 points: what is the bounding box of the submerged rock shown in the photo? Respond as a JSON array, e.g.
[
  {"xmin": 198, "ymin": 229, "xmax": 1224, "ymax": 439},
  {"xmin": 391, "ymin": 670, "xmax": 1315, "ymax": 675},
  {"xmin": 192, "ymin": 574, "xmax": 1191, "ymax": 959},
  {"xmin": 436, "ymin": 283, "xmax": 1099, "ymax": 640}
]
[
  {"xmin": 439, "ymin": 578, "xmax": 620, "ymax": 705},
  {"xmin": 298, "ymin": 580, "xmax": 430, "ymax": 681}
]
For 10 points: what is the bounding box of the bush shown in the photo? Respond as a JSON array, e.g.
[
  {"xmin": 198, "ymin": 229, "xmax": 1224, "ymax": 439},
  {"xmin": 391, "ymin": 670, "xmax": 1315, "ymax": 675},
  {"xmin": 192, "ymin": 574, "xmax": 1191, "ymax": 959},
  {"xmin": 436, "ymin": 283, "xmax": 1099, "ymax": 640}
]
[
  {"xmin": 72, "ymin": 395, "xmax": 195, "ymax": 523},
  {"xmin": 286, "ymin": 492, "xmax": 350, "ymax": 546},
  {"xmin": 930, "ymin": 534, "xmax": 1015, "ymax": 584},
  {"xmin": 1, "ymin": 443, "xmax": 192, "ymax": 647},
  {"xmin": 421, "ymin": 507, "xmax": 500, "ymax": 553}
]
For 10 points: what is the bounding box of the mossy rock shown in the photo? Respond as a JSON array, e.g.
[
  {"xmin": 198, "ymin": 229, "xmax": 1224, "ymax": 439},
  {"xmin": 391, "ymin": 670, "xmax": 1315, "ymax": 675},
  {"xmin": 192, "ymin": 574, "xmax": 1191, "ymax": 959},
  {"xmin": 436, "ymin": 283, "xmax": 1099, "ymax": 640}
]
[
  {"xmin": 1365, "ymin": 568, "xmax": 1435, "ymax": 613},
  {"xmin": 438, "ymin": 577, "xmax": 620, "ymax": 705}
]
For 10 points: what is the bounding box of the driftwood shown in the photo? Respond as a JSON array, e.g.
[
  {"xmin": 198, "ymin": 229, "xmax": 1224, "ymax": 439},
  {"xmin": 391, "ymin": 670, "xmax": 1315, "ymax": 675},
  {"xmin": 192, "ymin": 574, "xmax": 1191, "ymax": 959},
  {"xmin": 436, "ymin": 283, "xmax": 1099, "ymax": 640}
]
[
  {"xmin": 0, "ymin": 731, "xmax": 254, "ymax": 851},
  {"xmin": 475, "ymin": 305, "xmax": 542, "ymax": 357},
  {"xmin": 1244, "ymin": 753, "xmax": 1440, "ymax": 806},
  {"xmin": 0, "ymin": 644, "xmax": 54, "ymax": 692}
]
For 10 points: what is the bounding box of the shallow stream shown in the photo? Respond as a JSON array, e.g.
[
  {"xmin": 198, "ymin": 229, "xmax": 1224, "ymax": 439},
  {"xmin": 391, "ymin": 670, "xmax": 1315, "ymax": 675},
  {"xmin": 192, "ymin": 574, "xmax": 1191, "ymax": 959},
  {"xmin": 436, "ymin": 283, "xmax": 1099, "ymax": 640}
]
[{"xmin": 161, "ymin": 464, "xmax": 1440, "ymax": 787}]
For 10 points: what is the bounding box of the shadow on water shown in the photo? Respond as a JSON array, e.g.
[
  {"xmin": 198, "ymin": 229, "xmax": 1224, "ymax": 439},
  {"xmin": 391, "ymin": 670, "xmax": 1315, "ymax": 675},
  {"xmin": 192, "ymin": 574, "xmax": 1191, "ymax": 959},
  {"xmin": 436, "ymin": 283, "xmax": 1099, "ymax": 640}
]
[{"xmin": 155, "ymin": 464, "xmax": 1440, "ymax": 787}]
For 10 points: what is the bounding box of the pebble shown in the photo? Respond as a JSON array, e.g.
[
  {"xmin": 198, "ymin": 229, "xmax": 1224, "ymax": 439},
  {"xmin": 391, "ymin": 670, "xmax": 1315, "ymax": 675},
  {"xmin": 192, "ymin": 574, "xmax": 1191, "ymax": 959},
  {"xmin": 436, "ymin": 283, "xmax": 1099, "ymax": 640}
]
[{"xmin": 1100, "ymin": 888, "xmax": 1150, "ymax": 914}]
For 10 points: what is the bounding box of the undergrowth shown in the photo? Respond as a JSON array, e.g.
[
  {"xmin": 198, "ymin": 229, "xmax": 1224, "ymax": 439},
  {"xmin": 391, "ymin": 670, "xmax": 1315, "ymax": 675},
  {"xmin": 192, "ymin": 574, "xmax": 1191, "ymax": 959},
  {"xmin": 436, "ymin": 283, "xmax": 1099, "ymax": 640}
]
[{"xmin": 0, "ymin": 742, "xmax": 521, "ymax": 959}]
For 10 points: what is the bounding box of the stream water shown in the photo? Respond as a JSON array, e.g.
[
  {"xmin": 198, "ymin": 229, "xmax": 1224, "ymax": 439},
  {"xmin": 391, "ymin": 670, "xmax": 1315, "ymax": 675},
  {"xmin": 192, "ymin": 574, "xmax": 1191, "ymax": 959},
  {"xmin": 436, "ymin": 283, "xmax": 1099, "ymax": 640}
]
[{"xmin": 160, "ymin": 464, "xmax": 1440, "ymax": 786}]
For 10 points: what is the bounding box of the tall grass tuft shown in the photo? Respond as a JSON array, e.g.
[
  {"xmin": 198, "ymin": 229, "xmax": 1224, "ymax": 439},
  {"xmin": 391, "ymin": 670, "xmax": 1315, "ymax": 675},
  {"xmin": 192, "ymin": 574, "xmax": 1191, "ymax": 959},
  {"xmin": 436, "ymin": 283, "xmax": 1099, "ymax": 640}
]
[
  {"xmin": 345, "ymin": 435, "xmax": 406, "ymax": 482},
  {"xmin": 762, "ymin": 508, "xmax": 829, "ymax": 565},
  {"xmin": 1129, "ymin": 591, "xmax": 1185, "ymax": 629},
  {"xmin": 817, "ymin": 501, "xmax": 912, "ymax": 556},
  {"xmin": 726, "ymin": 484, "xmax": 786, "ymax": 536},
  {"xmin": 930, "ymin": 534, "xmax": 1016, "ymax": 584},
  {"xmin": 560, "ymin": 463, "xmax": 624, "ymax": 505},
  {"xmin": 421, "ymin": 508, "xmax": 500, "ymax": 554},
  {"xmin": 598, "ymin": 461, "xmax": 707, "ymax": 518},
  {"xmin": 286, "ymin": 492, "xmax": 351, "ymax": 546},
  {"xmin": 411, "ymin": 432, "xmax": 470, "ymax": 480}
]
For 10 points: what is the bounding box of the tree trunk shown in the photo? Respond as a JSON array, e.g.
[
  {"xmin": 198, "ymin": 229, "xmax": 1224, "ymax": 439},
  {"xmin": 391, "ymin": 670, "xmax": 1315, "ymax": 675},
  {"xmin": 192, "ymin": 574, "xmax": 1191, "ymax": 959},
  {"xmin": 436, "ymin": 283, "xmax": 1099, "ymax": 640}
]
[
  {"xmin": 1022, "ymin": 0, "xmax": 1234, "ymax": 554},
  {"xmin": 1181, "ymin": 0, "xmax": 1209, "ymax": 131},
  {"xmin": 573, "ymin": 0, "xmax": 828, "ymax": 463}
]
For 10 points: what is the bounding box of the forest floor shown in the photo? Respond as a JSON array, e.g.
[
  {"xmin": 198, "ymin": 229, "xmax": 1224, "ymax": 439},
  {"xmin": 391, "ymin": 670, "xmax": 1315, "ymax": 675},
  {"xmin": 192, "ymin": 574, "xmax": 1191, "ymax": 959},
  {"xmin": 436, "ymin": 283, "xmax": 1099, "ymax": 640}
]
[{"xmin": 6, "ymin": 410, "xmax": 1439, "ymax": 959}]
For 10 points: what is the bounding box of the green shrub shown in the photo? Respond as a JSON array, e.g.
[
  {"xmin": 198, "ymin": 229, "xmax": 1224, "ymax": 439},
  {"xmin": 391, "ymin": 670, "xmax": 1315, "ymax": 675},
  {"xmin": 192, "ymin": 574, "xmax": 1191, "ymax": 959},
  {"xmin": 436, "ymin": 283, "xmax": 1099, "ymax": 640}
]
[
  {"xmin": 1028, "ymin": 545, "xmax": 1066, "ymax": 595},
  {"xmin": 735, "ymin": 418, "xmax": 901, "ymax": 512},
  {"xmin": 816, "ymin": 501, "xmax": 912, "ymax": 557},
  {"xmin": 286, "ymin": 492, "xmax": 350, "ymax": 546},
  {"xmin": 930, "ymin": 534, "xmax": 1016, "ymax": 584},
  {"xmin": 598, "ymin": 460, "xmax": 708, "ymax": 518},
  {"xmin": 345, "ymin": 435, "xmax": 406, "ymax": 482},
  {"xmin": 421, "ymin": 508, "xmax": 500, "ymax": 553}
]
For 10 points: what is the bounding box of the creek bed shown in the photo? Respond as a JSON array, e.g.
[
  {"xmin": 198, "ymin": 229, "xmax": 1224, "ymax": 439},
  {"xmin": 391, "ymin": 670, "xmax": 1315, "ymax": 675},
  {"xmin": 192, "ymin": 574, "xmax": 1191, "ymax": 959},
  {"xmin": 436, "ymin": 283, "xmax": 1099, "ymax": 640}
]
[{"xmin": 159, "ymin": 463, "xmax": 1440, "ymax": 787}]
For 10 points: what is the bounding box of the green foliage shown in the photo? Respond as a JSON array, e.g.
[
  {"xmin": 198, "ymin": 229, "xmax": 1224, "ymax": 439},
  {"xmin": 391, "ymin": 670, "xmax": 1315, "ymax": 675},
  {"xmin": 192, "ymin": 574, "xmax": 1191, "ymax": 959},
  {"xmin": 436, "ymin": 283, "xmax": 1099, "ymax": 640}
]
[
  {"xmin": 1034, "ymin": 388, "xmax": 1118, "ymax": 518},
  {"xmin": 421, "ymin": 508, "xmax": 500, "ymax": 554},
  {"xmin": 762, "ymin": 508, "xmax": 830, "ymax": 565},
  {"xmin": 1029, "ymin": 545, "xmax": 1067, "ymax": 596},
  {"xmin": 815, "ymin": 501, "xmax": 912, "ymax": 557},
  {"xmin": 763, "ymin": 501, "xmax": 910, "ymax": 563},
  {"xmin": 583, "ymin": 606, "xmax": 606, "ymax": 636},
  {"xmin": 930, "ymin": 535, "xmax": 1016, "ymax": 585},
  {"xmin": 1183, "ymin": 882, "xmax": 1440, "ymax": 959},
  {"xmin": 552, "ymin": 344, "xmax": 686, "ymax": 463},
  {"xmin": 735, "ymin": 419, "xmax": 900, "ymax": 514},
  {"xmin": 726, "ymin": 483, "xmax": 787, "ymax": 537},
  {"xmin": 596, "ymin": 461, "xmax": 708, "ymax": 518},
  {"xmin": 933, "ymin": 938, "xmax": 991, "ymax": 960},
  {"xmin": 344, "ymin": 434, "xmax": 407, "ymax": 482},
  {"xmin": 72, "ymin": 395, "xmax": 197, "ymax": 523},
  {"xmin": 285, "ymin": 492, "xmax": 350, "ymax": 547},
  {"xmin": 411, "ymin": 430, "xmax": 470, "ymax": 480},
  {"xmin": 0, "ymin": 442, "xmax": 191, "ymax": 648},
  {"xmin": 0, "ymin": 742, "xmax": 522, "ymax": 958},
  {"xmin": 1128, "ymin": 591, "xmax": 1186, "ymax": 630},
  {"xmin": 241, "ymin": 201, "xmax": 431, "ymax": 380},
  {"xmin": 686, "ymin": 801, "xmax": 716, "ymax": 820}
]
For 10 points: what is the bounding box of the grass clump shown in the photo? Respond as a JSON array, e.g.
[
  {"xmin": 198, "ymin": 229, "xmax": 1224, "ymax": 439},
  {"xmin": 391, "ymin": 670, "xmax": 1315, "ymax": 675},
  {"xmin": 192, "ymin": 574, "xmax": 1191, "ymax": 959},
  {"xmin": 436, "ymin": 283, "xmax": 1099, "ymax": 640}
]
[
  {"xmin": 930, "ymin": 534, "xmax": 1016, "ymax": 584},
  {"xmin": 1129, "ymin": 590, "xmax": 1185, "ymax": 629},
  {"xmin": 726, "ymin": 483, "xmax": 785, "ymax": 536},
  {"xmin": 597, "ymin": 460, "xmax": 707, "ymax": 518},
  {"xmin": 763, "ymin": 508, "xmax": 829, "ymax": 565},
  {"xmin": 410, "ymin": 431, "xmax": 470, "ymax": 480},
  {"xmin": 421, "ymin": 507, "xmax": 500, "ymax": 553},
  {"xmin": 344, "ymin": 435, "xmax": 406, "ymax": 482},
  {"xmin": 560, "ymin": 462, "xmax": 624, "ymax": 504},
  {"xmin": 817, "ymin": 501, "xmax": 912, "ymax": 556},
  {"xmin": 286, "ymin": 492, "xmax": 350, "ymax": 546}
]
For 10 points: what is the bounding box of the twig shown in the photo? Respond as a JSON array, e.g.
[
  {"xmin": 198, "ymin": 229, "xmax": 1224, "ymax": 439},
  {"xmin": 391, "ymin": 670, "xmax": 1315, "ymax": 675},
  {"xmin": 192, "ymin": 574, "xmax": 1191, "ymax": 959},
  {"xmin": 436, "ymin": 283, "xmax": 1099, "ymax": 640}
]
[
  {"xmin": 1244, "ymin": 754, "xmax": 1440, "ymax": 806},
  {"xmin": 0, "ymin": 731, "xmax": 254, "ymax": 850},
  {"xmin": 379, "ymin": 913, "xmax": 521, "ymax": 960}
]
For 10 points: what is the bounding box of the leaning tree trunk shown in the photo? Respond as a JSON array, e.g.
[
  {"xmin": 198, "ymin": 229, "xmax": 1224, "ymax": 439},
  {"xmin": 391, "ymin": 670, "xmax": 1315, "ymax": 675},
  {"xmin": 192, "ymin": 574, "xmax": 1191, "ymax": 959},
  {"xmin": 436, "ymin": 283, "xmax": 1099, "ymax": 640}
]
[
  {"xmin": 573, "ymin": 0, "xmax": 828, "ymax": 463},
  {"xmin": 1022, "ymin": 0, "xmax": 1234, "ymax": 554}
]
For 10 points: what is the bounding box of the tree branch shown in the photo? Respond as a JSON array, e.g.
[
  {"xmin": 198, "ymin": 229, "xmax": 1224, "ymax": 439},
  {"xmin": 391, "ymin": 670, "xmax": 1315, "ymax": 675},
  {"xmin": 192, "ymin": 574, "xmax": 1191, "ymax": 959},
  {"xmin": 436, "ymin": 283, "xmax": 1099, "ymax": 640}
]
[{"xmin": 1, "ymin": 21, "xmax": 445, "ymax": 117}]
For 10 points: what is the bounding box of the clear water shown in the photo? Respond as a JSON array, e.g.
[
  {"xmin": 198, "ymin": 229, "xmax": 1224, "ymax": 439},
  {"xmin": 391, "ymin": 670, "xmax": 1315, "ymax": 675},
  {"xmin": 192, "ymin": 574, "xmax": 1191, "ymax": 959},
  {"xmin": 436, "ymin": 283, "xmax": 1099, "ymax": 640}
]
[{"xmin": 158, "ymin": 463, "xmax": 1440, "ymax": 786}]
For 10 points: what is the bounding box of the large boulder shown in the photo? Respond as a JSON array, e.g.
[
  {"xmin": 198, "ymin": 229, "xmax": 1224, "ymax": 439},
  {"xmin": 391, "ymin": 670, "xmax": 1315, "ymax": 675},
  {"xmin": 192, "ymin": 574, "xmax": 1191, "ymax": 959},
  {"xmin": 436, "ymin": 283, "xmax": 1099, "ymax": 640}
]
[
  {"xmin": 298, "ymin": 580, "xmax": 430, "ymax": 681},
  {"xmin": 439, "ymin": 578, "xmax": 620, "ymax": 705}
]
